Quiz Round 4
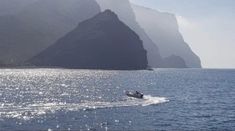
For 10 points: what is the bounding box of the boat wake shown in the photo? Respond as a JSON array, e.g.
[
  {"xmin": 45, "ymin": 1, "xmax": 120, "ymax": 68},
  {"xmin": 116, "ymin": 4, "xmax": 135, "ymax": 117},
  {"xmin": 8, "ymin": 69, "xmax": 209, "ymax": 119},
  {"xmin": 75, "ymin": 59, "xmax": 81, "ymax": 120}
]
[{"xmin": 0, "ymin": 95, "xmax": 169, "ymax": 120}]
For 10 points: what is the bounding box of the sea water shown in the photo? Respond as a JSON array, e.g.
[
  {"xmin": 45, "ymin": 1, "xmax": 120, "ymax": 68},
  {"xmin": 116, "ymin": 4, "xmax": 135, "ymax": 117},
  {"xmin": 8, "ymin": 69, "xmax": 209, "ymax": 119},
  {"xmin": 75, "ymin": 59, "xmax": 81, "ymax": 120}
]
[{"xmin": 0, "ymin": 69, "xmax": 234, "ymax": 130}]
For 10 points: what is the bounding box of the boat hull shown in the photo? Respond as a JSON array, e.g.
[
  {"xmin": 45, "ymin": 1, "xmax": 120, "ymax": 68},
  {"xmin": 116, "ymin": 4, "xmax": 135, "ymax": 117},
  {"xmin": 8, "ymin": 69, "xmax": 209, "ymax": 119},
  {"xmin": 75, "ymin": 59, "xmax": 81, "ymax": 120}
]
[{"xmin": 126, "ymin": 91, "xmax": 144, "ymax": 99}]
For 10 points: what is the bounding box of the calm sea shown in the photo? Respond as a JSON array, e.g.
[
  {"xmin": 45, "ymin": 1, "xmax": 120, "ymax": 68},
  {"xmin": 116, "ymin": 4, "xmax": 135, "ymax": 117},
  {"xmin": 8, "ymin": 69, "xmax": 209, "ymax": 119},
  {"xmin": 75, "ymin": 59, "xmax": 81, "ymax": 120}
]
[{"xmin": 0, "ymin": 69, "xmax": 234, "ymax": 130}]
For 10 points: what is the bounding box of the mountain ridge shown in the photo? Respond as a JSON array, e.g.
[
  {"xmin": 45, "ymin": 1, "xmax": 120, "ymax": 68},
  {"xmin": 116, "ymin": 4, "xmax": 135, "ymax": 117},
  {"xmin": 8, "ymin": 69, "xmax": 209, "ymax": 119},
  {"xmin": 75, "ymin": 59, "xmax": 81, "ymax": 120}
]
[
  {"xmin": 29, "ymin": 10, "xmax": 148, "ymax": 70},
  {"xmin": 0, "ymin": 0, "xmax": 101, "ymax": 65},
  {"xmin": 96, "ymin": 0, "xmax": 164, "ymax": 68},
  {"xmin": 132, "ymin": 4, "xmax": 201, "ymax": 68}
]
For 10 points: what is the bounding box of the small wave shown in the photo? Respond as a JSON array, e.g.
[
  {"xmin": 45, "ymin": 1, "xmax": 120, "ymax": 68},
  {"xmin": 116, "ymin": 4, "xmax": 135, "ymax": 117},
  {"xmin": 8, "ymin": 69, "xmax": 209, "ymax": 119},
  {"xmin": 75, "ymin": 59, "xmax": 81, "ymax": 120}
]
[{"xmin": 0, "ymin": 95, "xmax": 168, "ymax": 120}]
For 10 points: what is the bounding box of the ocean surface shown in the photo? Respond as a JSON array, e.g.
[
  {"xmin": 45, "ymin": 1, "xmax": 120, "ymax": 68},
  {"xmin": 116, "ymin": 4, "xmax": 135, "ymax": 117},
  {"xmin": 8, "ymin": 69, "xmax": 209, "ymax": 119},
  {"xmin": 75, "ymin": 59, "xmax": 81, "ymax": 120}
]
[{"xmin": 0, "ymin": 69, "xmax": 234, "ymax": 131}]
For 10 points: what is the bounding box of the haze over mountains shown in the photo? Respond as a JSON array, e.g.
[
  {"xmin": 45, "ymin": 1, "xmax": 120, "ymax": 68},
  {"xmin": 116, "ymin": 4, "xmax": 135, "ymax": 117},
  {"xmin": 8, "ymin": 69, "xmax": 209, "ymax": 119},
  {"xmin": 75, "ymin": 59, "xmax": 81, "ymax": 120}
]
[
  {"xmin": 132, "ymin": 5, "xmax": 201, "ymax": 68},
  {"xmin": 29, "ymin": 10, "xmax": 148, "ymax": 70},
  {"xmin": 0, "ymin": 0, "xmax": 100, "ymax": 64},
  {"xmin": 96, "ymin": 0, "xmax": 163, "ymax": 68},
  {"xmin": 0, "ymin": 0, "xmax": 201, "ymax": 69},
  {"xmin": 0, "ymin": 0, "xmax": 37, "ymax": 16}
]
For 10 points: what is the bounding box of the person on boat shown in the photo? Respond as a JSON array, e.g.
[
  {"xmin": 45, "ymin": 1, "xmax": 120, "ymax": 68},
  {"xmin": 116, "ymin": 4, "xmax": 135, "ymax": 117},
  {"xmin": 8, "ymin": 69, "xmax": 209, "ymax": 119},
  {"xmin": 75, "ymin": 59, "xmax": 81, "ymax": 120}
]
[
  {"xmin": 126, "ymin": 90, "xmax": 144, "ymax": 99},
  {"xmin": 136, "ymin": 91, "xmax": 140, "ymax": 95}
]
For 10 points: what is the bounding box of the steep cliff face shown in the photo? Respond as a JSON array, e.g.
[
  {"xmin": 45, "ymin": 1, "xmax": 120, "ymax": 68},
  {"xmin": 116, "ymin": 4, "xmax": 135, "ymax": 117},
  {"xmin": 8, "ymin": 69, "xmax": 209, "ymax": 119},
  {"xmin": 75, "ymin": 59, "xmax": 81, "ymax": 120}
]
[
  {"xmin": 0, "ymin": 0, "xmax": 201, "ymax": 68},
  {"xmin": 96, "ymin": 0, "xmax": 163, "ymax": 67},
  {"xmin": 29, "ymin": 10, "xmax": 148, "ymax": 70},
  {"xmin": 132, "ymin": 5, "xmax": 201, "ymax": 68},
  {"xmin": 0, "ymin": 0, "xmax": 100, "ymax": 64},
  {"xmin": 163, "ymin": 55, "xmax": 187, "ymax": 68}
]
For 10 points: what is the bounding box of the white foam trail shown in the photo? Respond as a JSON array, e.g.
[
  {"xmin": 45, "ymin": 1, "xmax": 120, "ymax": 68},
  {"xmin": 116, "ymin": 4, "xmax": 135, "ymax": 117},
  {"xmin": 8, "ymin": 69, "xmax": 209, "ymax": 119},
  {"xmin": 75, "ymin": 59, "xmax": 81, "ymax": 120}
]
[
  {"xmin": 142, "ymin": 95, "xmax": 169, "ymax": 106},
  {"xmin": 0, "ymin": 95, "xmax": 169, "ymax": 120}
]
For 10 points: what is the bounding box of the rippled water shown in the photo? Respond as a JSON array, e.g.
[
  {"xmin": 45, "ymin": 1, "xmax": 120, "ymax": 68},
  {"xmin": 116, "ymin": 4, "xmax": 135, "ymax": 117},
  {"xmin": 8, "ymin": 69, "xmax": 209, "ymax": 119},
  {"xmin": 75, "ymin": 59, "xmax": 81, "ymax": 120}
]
[{"xmin": 0, "ymin": 69, "xmax": 234, "ymax": 130}]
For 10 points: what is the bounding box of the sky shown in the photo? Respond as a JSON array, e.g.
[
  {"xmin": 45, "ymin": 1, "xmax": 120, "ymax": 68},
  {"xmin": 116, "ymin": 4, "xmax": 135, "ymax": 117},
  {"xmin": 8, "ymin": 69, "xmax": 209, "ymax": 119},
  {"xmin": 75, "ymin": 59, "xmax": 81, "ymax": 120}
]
[{"xmin": 130, "ymin": 0, "xmax": 235, "ymax": 68}]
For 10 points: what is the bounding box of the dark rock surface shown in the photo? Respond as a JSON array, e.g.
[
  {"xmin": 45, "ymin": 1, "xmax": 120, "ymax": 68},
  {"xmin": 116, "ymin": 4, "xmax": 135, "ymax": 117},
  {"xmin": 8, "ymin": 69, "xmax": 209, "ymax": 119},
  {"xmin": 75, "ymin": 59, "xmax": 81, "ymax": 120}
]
[
  {"xmin": 96, "ymin": 0, "xmax": 163, "ymax": 67},
  {"xmin": 0, "ymin": 0, "xmax": 100, "ymax": 64},
  {"xmin": 29, "ymin": 10, "xmax": 148, "ymax": 70}
]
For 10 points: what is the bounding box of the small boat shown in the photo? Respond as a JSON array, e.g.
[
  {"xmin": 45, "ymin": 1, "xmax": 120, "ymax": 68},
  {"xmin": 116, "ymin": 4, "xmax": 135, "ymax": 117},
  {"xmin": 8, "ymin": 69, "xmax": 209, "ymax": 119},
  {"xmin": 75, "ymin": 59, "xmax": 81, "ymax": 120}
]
[{"xmin": 126, "ymin": 91, "xmax": 144, "ymax": 99}]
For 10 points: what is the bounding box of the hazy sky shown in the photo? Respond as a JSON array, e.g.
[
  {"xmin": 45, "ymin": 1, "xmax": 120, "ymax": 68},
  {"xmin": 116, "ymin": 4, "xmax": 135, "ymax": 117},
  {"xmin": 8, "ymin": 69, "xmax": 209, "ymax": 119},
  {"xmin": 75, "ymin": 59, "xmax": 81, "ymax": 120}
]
[{"xmin": 131, "ymin": 0, "xmax": 235, "ymax": 68}]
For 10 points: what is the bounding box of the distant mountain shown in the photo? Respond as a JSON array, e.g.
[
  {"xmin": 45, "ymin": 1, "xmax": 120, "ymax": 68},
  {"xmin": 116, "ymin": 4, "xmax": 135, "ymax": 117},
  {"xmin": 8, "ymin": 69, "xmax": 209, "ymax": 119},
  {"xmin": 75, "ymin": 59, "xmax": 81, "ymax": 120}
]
[
  {"xmin": 132, "ymin": 5, "xmax": 201, "ymax": 68},
  {"xmin": 0, "ymin": 0, "xmax": 100, "ymax": 64},
  {"xmin": 0, "ymin": 0, "xmax": 37, "ymax": 16},
  {"xmin": 29, "ymin": 10, "xmax": 148, "ymax": 70},
  {"xmin": 96, "ymin": 0, "xmax": 163, "ymax": 68},
  {"xmin": 0, "ymin": 0, "xmax": 201, "ymax": 69},
  {"xmin": 163, "ymin": 55, "xmax": 187, "ymax": 68}
]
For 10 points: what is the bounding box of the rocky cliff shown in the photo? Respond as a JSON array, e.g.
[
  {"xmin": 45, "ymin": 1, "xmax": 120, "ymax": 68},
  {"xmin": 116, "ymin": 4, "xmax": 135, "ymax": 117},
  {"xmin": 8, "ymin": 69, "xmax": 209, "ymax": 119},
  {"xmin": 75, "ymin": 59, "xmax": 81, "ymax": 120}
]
[
  {"xmin": 0, "ymin": 0, "xmax": 100, "ymax": 64},
  {"xmin": 29, "ymin": 10, "xmax": 148, "ymax": 70},
  {"xmin": 96, "ymin": 0, "xmax": 163, "ymax": 67},
  {"xmin": 132, "ymin": 5, "xmax": 201, "ymax": 68}
]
